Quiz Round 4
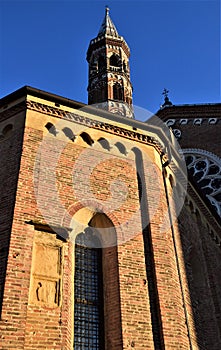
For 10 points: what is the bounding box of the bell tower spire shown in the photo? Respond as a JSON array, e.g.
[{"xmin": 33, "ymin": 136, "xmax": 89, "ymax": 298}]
[{"xmin": 87, "ymin": 7, "xmax": 134, "ymax": 118}]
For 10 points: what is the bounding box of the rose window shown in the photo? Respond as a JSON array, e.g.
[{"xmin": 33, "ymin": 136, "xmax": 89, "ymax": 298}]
[{"xmin": 184, "ymin": 150, "xmax": 221, "ymax": 217}]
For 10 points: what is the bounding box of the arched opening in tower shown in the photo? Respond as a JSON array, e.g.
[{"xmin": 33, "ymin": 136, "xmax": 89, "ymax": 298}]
[{"xmin": 113, "ymin": 83, "xmax": 123, "ymax": 101}]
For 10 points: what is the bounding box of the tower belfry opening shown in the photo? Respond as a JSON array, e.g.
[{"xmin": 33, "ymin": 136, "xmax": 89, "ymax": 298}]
[{"xmin": 87, "ymin": 7, "xmax": 134, "ymax": 118}]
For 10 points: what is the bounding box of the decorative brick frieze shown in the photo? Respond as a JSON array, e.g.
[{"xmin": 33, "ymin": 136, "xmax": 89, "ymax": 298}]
[{"xmin": 26, "ymin": 99, "xmax": 164, "ymax": 154}]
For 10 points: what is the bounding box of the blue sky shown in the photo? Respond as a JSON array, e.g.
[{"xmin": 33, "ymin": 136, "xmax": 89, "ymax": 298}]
[{"xmin": 0, "ymin": 0, "xmax": 220, "ymax": 119}]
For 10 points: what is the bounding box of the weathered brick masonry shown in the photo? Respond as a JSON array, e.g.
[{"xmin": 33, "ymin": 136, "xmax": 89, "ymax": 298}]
[
  {"xmin": 1, "ymin": 7, "xmax": 221, "ymax": 350},
  {"xmin": 0, "ymin": 88, "xmax": 202, "ymax": 349},
  {"xmin": 157, "ymin": 104, "xmax": 221, "ymax": 349}
]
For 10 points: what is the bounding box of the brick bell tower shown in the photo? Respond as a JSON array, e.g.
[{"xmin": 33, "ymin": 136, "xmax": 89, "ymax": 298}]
[{"xmin": 87, "ymin": 7, "xmax": 134, "ymax": 118}]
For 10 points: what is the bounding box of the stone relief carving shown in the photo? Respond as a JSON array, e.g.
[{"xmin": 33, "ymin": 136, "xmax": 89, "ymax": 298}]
[
  {"xmin": 29, "ymin": 232, "xmax": 63, "ymax": 307},
  {"xmin": 35, "ymin": 280, "xmax": 59, "ymax": 305}
]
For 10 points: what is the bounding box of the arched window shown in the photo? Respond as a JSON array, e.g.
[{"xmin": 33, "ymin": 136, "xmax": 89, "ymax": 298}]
[
  {"xmin": 73, "ymin": 212, "xmax": 121, "ymax": 349},
  {"xmin": 109, "ymin": 54, "xmax": 120, "ymax": 67},
  {"xmin": 113, "ymin": 83, "xmax": 123, "ymax": 100},
  {"xmin": 98, "ymin": 56, "xmax": 105, "ymax": 72},
  {"xmin": 74, "ymin": 230, "xmax": 104, "ymax": 349}
]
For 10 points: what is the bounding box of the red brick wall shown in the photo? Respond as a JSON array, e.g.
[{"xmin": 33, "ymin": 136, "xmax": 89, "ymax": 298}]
[
  {"xmin": 0, "ymin": 112, "xmax": 26, "ymax": 349},
  {"xmin": 0, "ymin": 104, "xmax": 209, "ymax": 349},
  {"xmin": 178, "ymin": 204, "xmax": 221, "ymax": 349},
  {"xmin": 156, "ymin": 104, "xmax": 221, "ymax": 156},
  {"xmin": 157, "ymin": 104, "xmax": 221, "ymax": 348}
]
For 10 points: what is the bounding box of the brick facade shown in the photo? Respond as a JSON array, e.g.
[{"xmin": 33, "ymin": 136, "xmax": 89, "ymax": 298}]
[
  {"xmin": 157, "ymin": 104, "xmax": 221, "ymax": 349},
  {"xmin": 0, "ymin": 7, "xmax": 221, "ymax": 347},
  {"xmin": 1, "ymin": 6, "xmax": 221, "ymax": 348},
  {"xmin": 0, "ymin": 88, "xmax": 220, "ymax": 349}
]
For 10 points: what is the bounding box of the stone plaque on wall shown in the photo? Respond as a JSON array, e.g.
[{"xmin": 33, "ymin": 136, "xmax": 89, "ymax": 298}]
[{"xmin": 29, "ymin": 231, "xmax": 63, "ymax": 307}]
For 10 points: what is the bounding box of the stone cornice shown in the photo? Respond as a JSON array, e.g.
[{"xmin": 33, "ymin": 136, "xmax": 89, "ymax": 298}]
[
  {"xmin": 26, "ymin": 99, "xmax": 165, "ymax": 155},
  {"xmin": 87, "ymin": 36, "xmax": 130, "ymax": 59},
  {"xmin": 156, "ymin": 104, "xmax": 221, "ymax": 125}
]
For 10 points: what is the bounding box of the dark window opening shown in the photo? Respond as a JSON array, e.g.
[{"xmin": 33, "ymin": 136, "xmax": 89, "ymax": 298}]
[
  {"xmin": 137, "ymin": 172, "xmax": 143, "ymax": 201},
  {"xmin": 98, "ymin": 56, "xmax": 106, "ymax": 72},
  {"xmin": 110, "ymin": 54, "xmax": 121, "ymax": 67},
  {"xmin": 74, "ymin": 232, "xmax": 104, "ymax": 349},
  {"xmin": 113, "ymin": 83, "xmax": 123, "ymax": 101}
]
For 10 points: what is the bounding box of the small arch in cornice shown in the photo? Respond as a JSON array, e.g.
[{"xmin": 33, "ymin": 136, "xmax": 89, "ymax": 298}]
[
  {"xmin": 79, "ymin": 132, "xmax": 94, "ymax": 146},
  {"xmin": 165, "ymin": 119, "xmax": 175, "ymax": 127},
  {"xmin": 2, "ymin": 123, "xmax": 13, "ymax": 136},
  {"xmin": 179, "ymin": 119, "xmax": 188, "ymax": 125},
  {"xmin": 0, "ymin": 123, "xmax": 14, "ymax": 140},
  {"xmin": 208, "ymin": 118, "xmax": 217, "ymax": 125},
  {"xmin": 62, "ymin": 127, "xmax": 75, "ymax": 142},
  {"xmin": 193, "ymin": 118, "xmax": 203, "ymax": 125},
  {"xmin": 97, "ymin": 138, "xmax": 111, "ymax": 151},
  {"xmin": 114, "ymin": 142, "xmax": 127, "ymax": 155},
  {"xmin": 45, "ymin": 122, "xmax": 58, "ymax": 136},
  {"xmin": 131, "ymin": 146, "xmax": 142, "ymax": 157},
  {"xmin": 172, "ymin": 128, "xmax": 182, "ymax": 140}
]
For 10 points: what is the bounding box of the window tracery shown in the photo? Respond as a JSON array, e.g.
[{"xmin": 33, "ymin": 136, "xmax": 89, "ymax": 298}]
[{"xmin": 184, "ymin": 149, "xmax": 221, "ymax": 217}]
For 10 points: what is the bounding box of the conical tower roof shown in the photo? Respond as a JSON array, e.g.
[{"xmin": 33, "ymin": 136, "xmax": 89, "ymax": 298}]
[{"xmin": 98, "ymin": 7, "xmax": 120, "ymax": 38}]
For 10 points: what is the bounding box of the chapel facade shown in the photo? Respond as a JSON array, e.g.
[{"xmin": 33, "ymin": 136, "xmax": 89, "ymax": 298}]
[{"xmin": 0, "ymin": 8, "xmax": 221, "ymax": 350}]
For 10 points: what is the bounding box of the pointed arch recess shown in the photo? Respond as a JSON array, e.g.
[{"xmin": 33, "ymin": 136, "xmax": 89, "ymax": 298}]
[{"xmin": 72, "ymin": 208, "xmax": 123, "ymax": 348}]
